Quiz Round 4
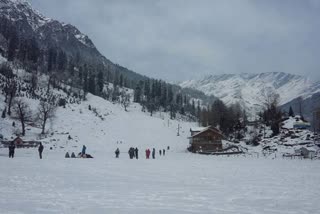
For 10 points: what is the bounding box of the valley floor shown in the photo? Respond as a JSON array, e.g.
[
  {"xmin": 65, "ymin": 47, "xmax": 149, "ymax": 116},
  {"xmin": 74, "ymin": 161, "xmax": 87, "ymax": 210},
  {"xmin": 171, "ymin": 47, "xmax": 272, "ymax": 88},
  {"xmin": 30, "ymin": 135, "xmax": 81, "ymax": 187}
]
[{"xmin": 0, "ymin": 149, "xmax": 319, "ymax": 214}]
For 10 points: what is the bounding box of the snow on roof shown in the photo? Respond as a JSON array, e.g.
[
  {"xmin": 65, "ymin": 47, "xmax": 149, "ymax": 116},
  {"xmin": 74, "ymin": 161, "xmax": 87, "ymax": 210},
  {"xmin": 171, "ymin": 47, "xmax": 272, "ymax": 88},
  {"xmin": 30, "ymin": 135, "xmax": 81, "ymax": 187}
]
[
  {"xmin": 189, "ymin": 127, "xmax": 223, "ymax": 138},
  {"xmin": 190, "ymin": 127, "xmax": 209, "ymax": 132}
]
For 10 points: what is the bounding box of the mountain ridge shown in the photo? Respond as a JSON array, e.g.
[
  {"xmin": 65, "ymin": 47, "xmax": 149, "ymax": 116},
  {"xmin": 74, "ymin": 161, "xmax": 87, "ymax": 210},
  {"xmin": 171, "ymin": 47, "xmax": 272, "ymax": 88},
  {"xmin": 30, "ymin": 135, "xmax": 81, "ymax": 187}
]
[
  {"xmin": 0, "ymin": 0, "xmax": 151, "ymax": 84},
  {"xmin": 180, "ymin": 72, "xmax": 320, "ymax": 118}
]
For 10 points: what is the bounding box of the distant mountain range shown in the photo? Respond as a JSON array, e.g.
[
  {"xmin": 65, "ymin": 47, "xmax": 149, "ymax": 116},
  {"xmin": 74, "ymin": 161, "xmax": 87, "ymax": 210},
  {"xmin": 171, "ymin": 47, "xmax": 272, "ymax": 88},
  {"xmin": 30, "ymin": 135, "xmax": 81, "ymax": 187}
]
[
  {"xmin": 180, "ymin": 72, "xmax": 320, "ymax": 120},
  {"xmin": 1, "ymin": 0, "xmax": 319, "ymax": 122}
]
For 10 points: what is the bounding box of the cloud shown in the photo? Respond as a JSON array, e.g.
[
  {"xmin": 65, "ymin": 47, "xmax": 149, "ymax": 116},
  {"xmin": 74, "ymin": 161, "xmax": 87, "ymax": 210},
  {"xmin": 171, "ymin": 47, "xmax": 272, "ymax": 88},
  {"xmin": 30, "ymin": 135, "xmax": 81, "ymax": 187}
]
[{"xmin": 29, "ymin": 0, "xmax": 320, "ymax": 81}]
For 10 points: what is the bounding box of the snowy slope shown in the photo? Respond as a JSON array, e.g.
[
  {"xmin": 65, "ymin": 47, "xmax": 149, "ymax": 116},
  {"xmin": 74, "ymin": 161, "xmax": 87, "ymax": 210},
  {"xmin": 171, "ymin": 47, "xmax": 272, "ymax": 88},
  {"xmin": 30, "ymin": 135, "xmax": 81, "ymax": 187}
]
[
  {"xmin": 180, "ymin": 72, "xmax": 320, "ymax": 117},
  {"xmin": 0, "ymin": 93, "xmax": 194, "ymax": 155}
]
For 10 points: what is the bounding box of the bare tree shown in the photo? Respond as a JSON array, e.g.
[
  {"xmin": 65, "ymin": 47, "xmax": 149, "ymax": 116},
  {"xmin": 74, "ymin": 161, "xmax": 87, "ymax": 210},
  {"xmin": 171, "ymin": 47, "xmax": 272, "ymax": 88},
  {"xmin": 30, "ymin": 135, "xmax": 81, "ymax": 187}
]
[
  {"xmin": 121, "ymin": 91, "xmax": 130, "ymax": 111},
  {"xmin": 260, "ymin": 89, "xmax": 282, "ymax": 135},
  {"xmin": 14, "ymin": 99, "xmax": 33, "ymax": 136},
  {"xmin": 37, "ymin": 101, "xmax": 57, "ymax": 134},
  {"xmin": 261, "ymin": 88, "xmax": 279, "ymax": 110}
]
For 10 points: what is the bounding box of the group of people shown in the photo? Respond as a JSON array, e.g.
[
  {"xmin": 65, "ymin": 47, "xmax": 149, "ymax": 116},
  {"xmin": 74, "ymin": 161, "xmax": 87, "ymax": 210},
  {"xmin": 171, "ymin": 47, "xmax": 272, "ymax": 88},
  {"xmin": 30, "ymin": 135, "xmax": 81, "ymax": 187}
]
[
  {"xmin": 128, "ymin": 147, "xmax": 139, "ymax": 159},
  {"xmin": 7, "ymin": 142, "xmax": 171, "ymax": 160},
  {"xmin": 115, "ymin": 146, "xmax": 170, "ymax": 159},
  {"xmin": 65, "ymin": 145, "xmax": 93, "ymax": 158},
  {"xmin": 7, "ymin": 142, "xmax": 44, "ymax": 159}
]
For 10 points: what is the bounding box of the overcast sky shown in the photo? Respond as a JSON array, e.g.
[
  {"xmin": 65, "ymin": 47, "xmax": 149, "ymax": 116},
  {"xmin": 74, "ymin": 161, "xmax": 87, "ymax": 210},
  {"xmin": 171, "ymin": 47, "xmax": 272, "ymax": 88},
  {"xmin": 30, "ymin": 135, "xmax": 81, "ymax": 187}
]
[{"xmin": 29, "ymin": 0, "xmax": 320, "ymax": 82}]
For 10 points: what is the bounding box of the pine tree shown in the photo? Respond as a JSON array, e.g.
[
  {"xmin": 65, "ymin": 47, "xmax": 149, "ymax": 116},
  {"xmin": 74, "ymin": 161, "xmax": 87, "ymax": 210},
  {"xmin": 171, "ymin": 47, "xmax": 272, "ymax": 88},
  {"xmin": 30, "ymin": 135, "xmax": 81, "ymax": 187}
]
[
  {"xmin": 196, "ymin": 100, "xmax": 201, "ymax": 124},
  {"xmin": 7, "ymin": 29, "xmax": 18, "ymax": 61},
  {"xmin": 289, "ymin": 106, "xmax": 294, "ymax": 117},
  {"xmin": 160, "ymin": 83, "xmax": 167, "ymax": 109},
  {"xmin": 57, "ymin": 50, "xmax": 67, "ymax": 71},
  {"xmin": 83, "ymin": 67, "xmax": 88, "ymax": 93},
  {"xmin": 47, "ymin": 48, "xmax": 57, "ymax": 72},
  {"xmin": 106, "ymin": 69, "xmax": 111, "ymax": 83},
  {"xmin": 168, "ymin": 85, "xmax": 173, "ymax": 104},
  {"xmin": 88, "ymin": 73, "xmax": 96, "ymax": 94},
  {"xmin": 191, "ymin": 99, "xmax": 196, "ymax": 116},
  {"xmin": 113, "ymin": 70, "xmax": 120, "ymax": 87},
  {"xmin": 119, "ymin": 74, "xmax": 124, "ymax": 87},
  {"xmin": 97, "ymin": 70, "xmax": 104, "ymax": 93},
  {"xmin": 134, "ymin": 86, "xmax": 141, "ymax": 103},
  {"xmin": 68, "ymin": 61, "xmax": 75, "ymax": 77},
  {"xmin": 28, "ymin": 37, "xmax": 39, "ymax": 63},
  {"xmin": 144, "ymin": 80, "xmax": 150, "ymax": 101}
]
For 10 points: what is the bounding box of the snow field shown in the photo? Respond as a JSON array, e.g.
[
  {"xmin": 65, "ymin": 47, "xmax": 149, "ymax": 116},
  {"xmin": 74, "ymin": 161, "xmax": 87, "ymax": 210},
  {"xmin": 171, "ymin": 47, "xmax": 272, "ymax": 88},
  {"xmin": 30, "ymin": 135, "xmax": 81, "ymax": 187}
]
[
  {"xmin": 0, "ymin": 78, "xmax": 319, "ymax": 214},
  {"xmin": 1, "ymin": 151, "xmax": 320, "ymax": 214}
]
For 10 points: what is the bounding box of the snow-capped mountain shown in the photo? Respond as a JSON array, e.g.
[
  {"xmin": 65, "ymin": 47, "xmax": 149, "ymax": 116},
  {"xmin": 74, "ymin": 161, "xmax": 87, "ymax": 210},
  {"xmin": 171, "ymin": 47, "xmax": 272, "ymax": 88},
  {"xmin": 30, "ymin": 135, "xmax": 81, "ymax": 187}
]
[
  {"xmin": 0, "ymin": 0, "xmax": 93, "ymax": 47},
  {"xmin": 180, "ymin": 72, "xmax": 320, "ymax": 117},
  {"xmin": 0, "ymin": 0, "xmax": 146, "ymax": 82}
]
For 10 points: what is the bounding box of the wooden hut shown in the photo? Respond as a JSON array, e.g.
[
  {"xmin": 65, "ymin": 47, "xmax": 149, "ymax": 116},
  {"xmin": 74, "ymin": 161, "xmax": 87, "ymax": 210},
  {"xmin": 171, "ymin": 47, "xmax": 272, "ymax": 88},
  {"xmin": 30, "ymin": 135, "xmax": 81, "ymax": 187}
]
[{"xmin": 188, "ymin": 127, "xmax": 223, "ymax": 153}]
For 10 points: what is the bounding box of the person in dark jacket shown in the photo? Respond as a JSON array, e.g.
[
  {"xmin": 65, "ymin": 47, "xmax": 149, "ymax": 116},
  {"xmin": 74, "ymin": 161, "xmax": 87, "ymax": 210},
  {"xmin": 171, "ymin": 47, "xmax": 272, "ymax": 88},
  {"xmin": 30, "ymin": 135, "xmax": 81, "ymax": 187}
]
[
  {"xmin": 81, "ymin": 145, "xmax": 86, "ymax": 156},
  {"xmin": 71, "ymin": 152, "xmax": 76, "ymax": 158},
  {"xmin": 128, "ymin": 147, "xmax": 134, "ymax": 159},
  {"xmin": 152, "ymin": 148, "xmax": 155, "ymax": 159},
  {"xmin": 115, "ymin": 148, "xmax": 120, "ymax": 158},
  {"xmin": 159, "ymin": 149, "xmax": 162, "ymax": 156},
  {"xmin": 135, "ymin": 147, "xmax": 139, "ymax": 159},
  {"xmin": 8, "ymin": 142, "xmax": 15, "ymax": 158},
  {"xmin": 65, "ymin": 152, "xmax": 70, "ymax": 158},
  {"xmin": 38, "ymin": 142, "xmax": 44, "ymax": 159},
  {"xmin": 163, "ymin": 149, "xmax": 165, "ymax": 156}
]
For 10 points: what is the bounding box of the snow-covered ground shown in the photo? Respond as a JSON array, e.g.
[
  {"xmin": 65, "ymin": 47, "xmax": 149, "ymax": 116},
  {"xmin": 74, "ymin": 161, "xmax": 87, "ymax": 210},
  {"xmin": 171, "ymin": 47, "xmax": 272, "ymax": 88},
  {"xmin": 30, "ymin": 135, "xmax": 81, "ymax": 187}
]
[
  {"xmin": 1, "ymin": 97, "xmax": 320, "ymax": 213},
  {"xmin": 1, "ymin": 149, "xmax": 320, "ymax": 214},
  {"xmin": 1, "ymin": 64, "xmax": 320, "ymax": 213}
]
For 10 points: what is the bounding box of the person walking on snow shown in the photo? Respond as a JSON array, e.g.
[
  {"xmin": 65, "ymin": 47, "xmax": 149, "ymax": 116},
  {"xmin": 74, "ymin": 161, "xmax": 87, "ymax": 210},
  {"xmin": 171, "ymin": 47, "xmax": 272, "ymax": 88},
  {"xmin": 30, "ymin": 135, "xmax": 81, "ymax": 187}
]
[
  {"xmin": 81, "ymin": 145, "xmax": 86, "ymax": 157},
  {"xmin": 135, "ymin": 147, "xmax": 139, "ymax": 159},
  {"xmin": 115, "ymin": 148, "xmax": 120, "ymax": 158},
  {"xmin": 159, "ymin": 149, "xmax": 162, "ymax": 156},
  {"xmin": 163, "ymin": 149, "xmax": 165, "ymax": 156},
  {"xmin": 128, "ymin": 147, "xmax": 134, "ymax": 159},
  {"xmin": 8, "ymin": 142, "xmax": 15, "ymax": 158},
  {"xmin": 38, "ymin": 142, "xmax": 44, "ymax": 159},
  {"xmin": 152, "ymin": 148, "xmax": 156, "ymax": 159},
  {"xmin": 146, "ymin": 149, "xmax": 150, "ymax": 159}
]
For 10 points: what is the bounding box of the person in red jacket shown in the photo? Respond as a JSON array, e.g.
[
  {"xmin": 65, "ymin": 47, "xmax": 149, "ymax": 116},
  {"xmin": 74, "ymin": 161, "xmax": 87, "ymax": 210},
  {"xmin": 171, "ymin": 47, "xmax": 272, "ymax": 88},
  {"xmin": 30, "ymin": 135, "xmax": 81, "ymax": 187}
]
[{"xmin": 146, "ymin": 149, "xmax": 151, "ymax": 159}]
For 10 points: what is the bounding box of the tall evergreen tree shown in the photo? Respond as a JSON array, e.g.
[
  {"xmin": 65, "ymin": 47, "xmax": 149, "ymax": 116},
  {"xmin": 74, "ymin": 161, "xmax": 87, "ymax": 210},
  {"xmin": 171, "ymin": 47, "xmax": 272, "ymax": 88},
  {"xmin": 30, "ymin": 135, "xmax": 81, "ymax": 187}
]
[
  {"xmin": 119, "ymin": 74, "xmax": 124, "ymax": 87},
  {"xmin": 97, "ymin": 70, "xmax": 104, "ymax": 93},
  {"xmin": 7, "ymin": 29, "xmax": 18, "ymax": 61},
  {"xmin": 47, "ymin": 48, "xmax": 57, "ymax": 72},
  {"xmin": 88, "ymin": 73, "xmax": 96, "ymax": 94},
  {"xmin": 289, "ymin": 106, "xmax": 294, "ymax": 117},
  {"xmin": 134, "ymin": 84, "xmax": 142, "ymax": 103},
  {"xmin": 83, "ymin": 67, "xmax": 88, "ymax": 93},
  {"xmin": 114, "ymin": 70, "xmax": 120, "ymax": 87},
  {"xmin": 57, "ymin": 50, "xmax": 67, "ymax": 71}
]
